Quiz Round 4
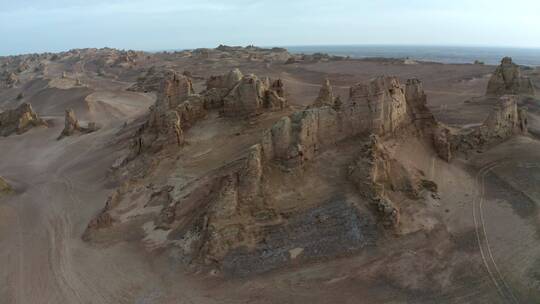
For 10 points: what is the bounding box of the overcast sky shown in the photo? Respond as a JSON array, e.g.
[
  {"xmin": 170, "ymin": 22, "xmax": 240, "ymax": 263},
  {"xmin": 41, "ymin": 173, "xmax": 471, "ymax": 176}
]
[{"xmin": 1, "ymin": 0, "xmax": 540, "ymax": 55}]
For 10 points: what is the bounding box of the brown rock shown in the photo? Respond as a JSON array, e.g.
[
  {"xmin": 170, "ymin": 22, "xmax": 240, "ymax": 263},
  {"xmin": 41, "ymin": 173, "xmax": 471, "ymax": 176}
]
[
  {"xmin": 348, "ymin": 135, "xmax": 421, "ymax": 228},
  {"xmin": 434, "ymin": 95, "xmax": 527, "ymax": 161},
  {"xmin": 0, "ymin": 103, "xmax": 47, "ymax": 137},
  {"xmin": 0, "ymin": 176, "xmax": 13, "ymax": 194},
  {"xmin": 264, "ymin": 76, "xmax": 422, "ymax": 167},
  {"xmin": 129, "ymin": 72, "xmax": 206, "ymax": 158},
  {"xmin": 310, "ymin": 79, "xmax": 336, "ymax": 108},
  {"xmin": 486, "ymin": 57, "xmax": 535, "ymax": 96},
  {"xmin": 58, "ymin": 109, "xmax": 99, "ymax": 140},
  {"xmin": 223, "ymin": 74, "xmax": 267, "ymax": 117}
]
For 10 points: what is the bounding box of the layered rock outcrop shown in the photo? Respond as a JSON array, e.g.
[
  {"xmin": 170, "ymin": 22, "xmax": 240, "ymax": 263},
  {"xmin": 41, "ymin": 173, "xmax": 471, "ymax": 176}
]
[
  {"xmin": 222, "ymin": 74, "xmax": 287, "ymax": 117},
  {"xmin": 0, "ymin": 103, "xmax": 47, "ymax": 137},
  {"xmin": 433, "ymin": 95, "xmax": 528, "ymax": 161},
  {"xmin": 262, "ymin": 76, "xmax": 416, "ymax": 167},
  {"xmin": 58, "ymin": 109, "xmax": 98, "ymax": 140},
  {"xmin": 348, "ymin": 135, "xmax": 421, "ymax": 227},
  {"xmin": 405, "ymin": 79, "xmax": 436, "ymax": 130},
  {"xmin": 129, "ymin": 72, "xmax": 206, "ymax": 157},
  {"xmin": 201, "ymin": 69, "xmax": 288, "ymax": 115},
  {"xmin": 203, "ymin": 69, "xmax": 244, "ymax": 109},
  {"xmin": 0, "ymin": 176, "xmax": 13, "ymax": 194},
  {"xmin": 309, "ymin": 79, "xmax": 339, "ymax": 109},
  {"xmin": 486, "ymin": 57, "xmax": 535, "ymax": 97}
]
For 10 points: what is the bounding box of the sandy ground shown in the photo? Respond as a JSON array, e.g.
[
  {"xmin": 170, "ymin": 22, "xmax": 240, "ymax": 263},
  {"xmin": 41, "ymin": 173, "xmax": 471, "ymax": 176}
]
[{"xmin": 0, "ymin": 51, "xmax": 539, "ymax": 303}]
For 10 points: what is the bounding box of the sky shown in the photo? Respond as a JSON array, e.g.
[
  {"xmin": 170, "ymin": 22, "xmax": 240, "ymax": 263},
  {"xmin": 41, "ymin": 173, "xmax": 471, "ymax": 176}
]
[{"xmin": 1, "ymin": 0, "xmax": 540, "ymax": 55}]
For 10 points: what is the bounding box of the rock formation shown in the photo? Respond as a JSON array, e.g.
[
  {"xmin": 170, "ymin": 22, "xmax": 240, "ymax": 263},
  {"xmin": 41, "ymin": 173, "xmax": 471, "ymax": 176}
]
[
  {"xmin": 86, "ymin": 75, "xmax": 444, "ymax": 275},
  {"xmin": 310, "ymin": 79, "xmax": 337, "ymax": 108},
  {"xmin": 0, "ymin": 176, "xmax": 13, "ymax": 195},
  {"xmin": 129, "ymin": 72, "xmax": 206, "ymax": 157},
  {"xmin": 223, "ymin": 74, "xmax": 287, "ymax": 117},
  {"xmin": 405, "ymin": 79, "xmax": 436, "ymax": 130},
  {"xmin": 486, "ymin": 57, "xmax": 535, "ymax": 97},
  {"xmin": 262, "ymin": 76, "xmax": 417, "ymax": 167},
  {"xmin": 58, "ymin": 109, "xmax": 99, "ymax": 140},
  {"xmin": 203, "ymin": 68, "xmax": 244, "ymax": 109},
  {"xmin": 0, "ymin": 103, "xmax": 47, "ymax": 137},
  {"xmin": 198, "ymin": 69, "xmax": 288, "ymax": 116},
  {"xmin": 348, "ymin": 135, "xmax": 421, "ymax": 228},
  {"xmin": 433, "ymin": 95, "xmax": 528, "ymax": 161}
]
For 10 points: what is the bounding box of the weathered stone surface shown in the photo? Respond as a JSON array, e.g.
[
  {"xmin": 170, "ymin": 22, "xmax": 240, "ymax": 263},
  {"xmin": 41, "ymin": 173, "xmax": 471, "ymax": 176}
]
[
  {"xmin": 348, "ymin": 76, "xmax": 409, "ymax": 136},
  {"xmin": 223, "ymin": 74, "xmax": 267, "ymax": 117},
  {"xmin": 432, "ymin": 124, "xmax": 455, "ymax": 162},
  {"xmin": 206, "ymin": 68, "xmax": 243, "ymax": 91},
  {"xmin": 310, "ymin": 79, "xmax": 336, "ymax": 108},
  {"xmin": 200, "ymin": 69, "xmax": 288, "ymax": 115},
  {"xmin": 58, "ymin": 109, "xmax": 99, "ymax": 140},
  {"xmin": 405, "ymin": 79, "xmax": 436, "ymax": 130},
  {"xmin": 434, "ymin": 95, "xmax": 528, "ymax": 161},
  {"xmin": 60, "ymin": 109, "xmax": 81, "ymax": 137},
  {"xmin": 82, "ymin": 189, "xmax": 123, "ymax": 240},
  {"xmin": 264, "ymin": 79, "xmax": 287, "ymax": 110},
  {"xmin": 129, "ymin": 72, "xmax": 206, "ymax": 158},
  {"xmin": 348, "ymin": 135, "xmax": 420, "ymax": 228},
  {"xmin": 263, "ymin": 76, "xmax": 419, "ymax": 167},
  {"xmin": 0, "ymin": 176, "xmax": 13, "ymax": 194},
  {"xmin": 0, "ymin": 103, "xmax": 47, "ymax": 137},
  {"xmin": 158, "ymin": 73, "xmax": 195, "ymax": 109},
  {"xmin": 222, "ymin": 73, "xmax": 288, "ymax": 117},
  {"xmin": 486, "ymin": 57, "xmax": 535, "ymax": 97}
]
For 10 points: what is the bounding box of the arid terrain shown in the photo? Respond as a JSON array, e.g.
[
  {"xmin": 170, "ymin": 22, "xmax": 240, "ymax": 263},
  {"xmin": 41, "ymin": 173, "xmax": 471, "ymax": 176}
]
[{"xmin": 0, "ymin": 46, "xmax": 539, "ymax": 304}]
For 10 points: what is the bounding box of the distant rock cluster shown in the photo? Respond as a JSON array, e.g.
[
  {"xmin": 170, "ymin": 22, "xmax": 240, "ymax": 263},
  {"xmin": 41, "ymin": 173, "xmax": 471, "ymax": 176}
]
[
  {"xmin": 486, "ymin": 57, "xmax": 535, "ymax": 97},
  {"xmin": 433, "ymin": 95, "xmax": 528, "ymax": 161}
]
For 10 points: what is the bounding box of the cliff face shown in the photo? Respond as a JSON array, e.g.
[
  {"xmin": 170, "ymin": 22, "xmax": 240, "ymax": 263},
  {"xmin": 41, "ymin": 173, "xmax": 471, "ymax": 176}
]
[
  {"xmin": 433, "ymin": 95, "xmax": 528, "ymax": 161},
  {"xmin": 127, "ymin": 69, "xmax": 289, "ymax": 161},
  {"xmin": 486, "ymin": 57, "xmax": 535, "ymax": 97},
  {"xmin": 223, "ymin": 74, "xmax": 287, "ymax": 117},
  {"xmin": 0, "ymin": 103, "xmax": 47, "ymax": 137},
  {"xmin": 310, "ymin": 79, "xmax": 338, "ymax": 108},
  {"xmin": 129, "ymin": 72, "xmax": 206, "ymax": 158},
  {"xmin": 262, "ymin": 76, "xmax": 419, "ymax": 167},
  {"xmin": 348, "ymin": 135, "xmax": 421, "ymax": 228}
]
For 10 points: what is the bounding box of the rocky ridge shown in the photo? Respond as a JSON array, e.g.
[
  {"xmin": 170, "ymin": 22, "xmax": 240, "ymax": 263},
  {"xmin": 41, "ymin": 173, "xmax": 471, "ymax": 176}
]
[
  {"xmin": 84, "ymin": 59, "xmax": 530, "ymax": 276},
  {"xmin": 85, "ymin": 74, "xmax": 439, "ymax": 274}
]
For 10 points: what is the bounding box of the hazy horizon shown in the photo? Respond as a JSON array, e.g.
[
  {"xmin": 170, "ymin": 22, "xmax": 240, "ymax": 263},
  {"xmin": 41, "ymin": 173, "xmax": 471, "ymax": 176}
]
[{"xmin": 2, "ymin": 0, "xmax": 540, "ymax": 56}]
